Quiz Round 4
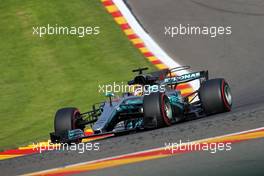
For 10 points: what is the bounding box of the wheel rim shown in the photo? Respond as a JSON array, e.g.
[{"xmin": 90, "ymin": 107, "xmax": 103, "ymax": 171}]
[
  {"xmin": 224, "ymin": 84, "xmax": 232, "ymax": 106},
  {"xmin": 164, "ymin": 99, "xmax": 173, "ymax": 120},
  {"xmin": 72, "ymin": 109, "xmax": 80, "ymax": 130}
]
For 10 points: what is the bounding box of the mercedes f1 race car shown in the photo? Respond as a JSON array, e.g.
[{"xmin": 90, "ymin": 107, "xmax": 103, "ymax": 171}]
[{"xmin": 50, "ymin": 66, "xmax": 232, "ymax": 143}]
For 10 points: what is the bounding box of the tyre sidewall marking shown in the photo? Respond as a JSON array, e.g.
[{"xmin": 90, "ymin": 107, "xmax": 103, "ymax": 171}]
[
  {"xmin": 161, "ymin": 93, "xmax": 172, "ymax": 126},
  {"xmin": 221, "ymin": 80, "xmax": 231, "ymax": 111},
  {"xmin": 72, "ymin": 109, "xmax": 80, "ymax": 129}
]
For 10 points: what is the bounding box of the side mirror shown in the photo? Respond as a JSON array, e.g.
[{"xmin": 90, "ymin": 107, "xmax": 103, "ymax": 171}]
[
  {"xmin": 105, "ymin": 92, "xmax": 114, "ymax": 106},
  {"xmin": 105, "ymin": 92, "xmax": 115, "ymax": 97}
]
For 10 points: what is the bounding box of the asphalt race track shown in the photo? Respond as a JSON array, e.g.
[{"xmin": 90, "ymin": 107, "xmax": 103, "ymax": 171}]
[
  {"xmin": 1, "ymin": 0, "xmax": 264, "ymax": 175},
  {"xmin": 125, "ymin": 0, "xmax": 264, "ymax": 106}
]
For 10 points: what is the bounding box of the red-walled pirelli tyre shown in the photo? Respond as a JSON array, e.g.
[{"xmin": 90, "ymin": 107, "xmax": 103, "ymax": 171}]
[
  {"xmin": 54, "ymin": 107, "xmax": 80, "ymax": 135},
  {"xmin": 199, "ymin": 78, "xmax": 232, "ymax": 114},
  {"xmin": 143, "ymin": 92, "xmax": 173, "ymax": 129}
]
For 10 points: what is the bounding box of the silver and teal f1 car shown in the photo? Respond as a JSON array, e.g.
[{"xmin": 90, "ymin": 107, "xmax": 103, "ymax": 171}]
[{"xmin": 50, "ymin": 66, "xmax": 232, "ymax": 143}]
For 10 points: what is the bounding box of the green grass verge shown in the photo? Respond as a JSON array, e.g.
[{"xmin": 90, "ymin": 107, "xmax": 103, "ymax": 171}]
[{"xmin": 0, "ymin": 0, "xmax": 155, "ymax": 150}]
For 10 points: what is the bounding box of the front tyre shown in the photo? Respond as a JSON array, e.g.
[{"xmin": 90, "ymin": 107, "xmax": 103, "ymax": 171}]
[
  {"xmin": 54, "ymin": 107, "xmax": 81, "ymax": 135},
  {"xmin": 199, "ymin": 78, "xmax": 232, "ymax": 114},
  {"xmin": 143, "ymin": 92, "xmax": 173, "ymax": 129}
]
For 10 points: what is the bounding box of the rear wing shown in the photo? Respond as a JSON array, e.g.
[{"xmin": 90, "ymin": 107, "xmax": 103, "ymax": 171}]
[{"xmin": 163, "ymin": 70, "xmax": 208, "ymax": 85}]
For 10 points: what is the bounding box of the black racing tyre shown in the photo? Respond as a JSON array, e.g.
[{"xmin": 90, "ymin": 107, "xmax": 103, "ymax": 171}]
[
  {"xmin": 54, "ymin": 107, "xmax": 81, "ymax": 135},
  {"xmin": 143, "ymin": 92, "xmax": 173, "ymax": 129},
  {"xmin": 199, "ymin": 78, "xmax": 232, "ymax": 114}
]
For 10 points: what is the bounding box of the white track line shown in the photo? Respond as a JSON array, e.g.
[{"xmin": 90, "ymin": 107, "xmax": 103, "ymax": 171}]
[
  {"xmin": 24, "ymin": 126, "xmax": 264, "ymax": 176},
  {"xmin": 113, "ymin": 0, "xmax": 200, "ymax": 90}
]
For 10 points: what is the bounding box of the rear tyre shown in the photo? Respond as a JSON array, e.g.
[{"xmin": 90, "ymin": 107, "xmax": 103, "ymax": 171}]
[
  {"xmin": 54, "ymin": 107, "xmax": 81, "ymax": 135},
  {"xmin": 143, "ymin": 92, "xmax": 173, "ymax": 129},
  {"xmin": 199, "ymin": 78, "xmax": 232, "ymax": 114}
]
